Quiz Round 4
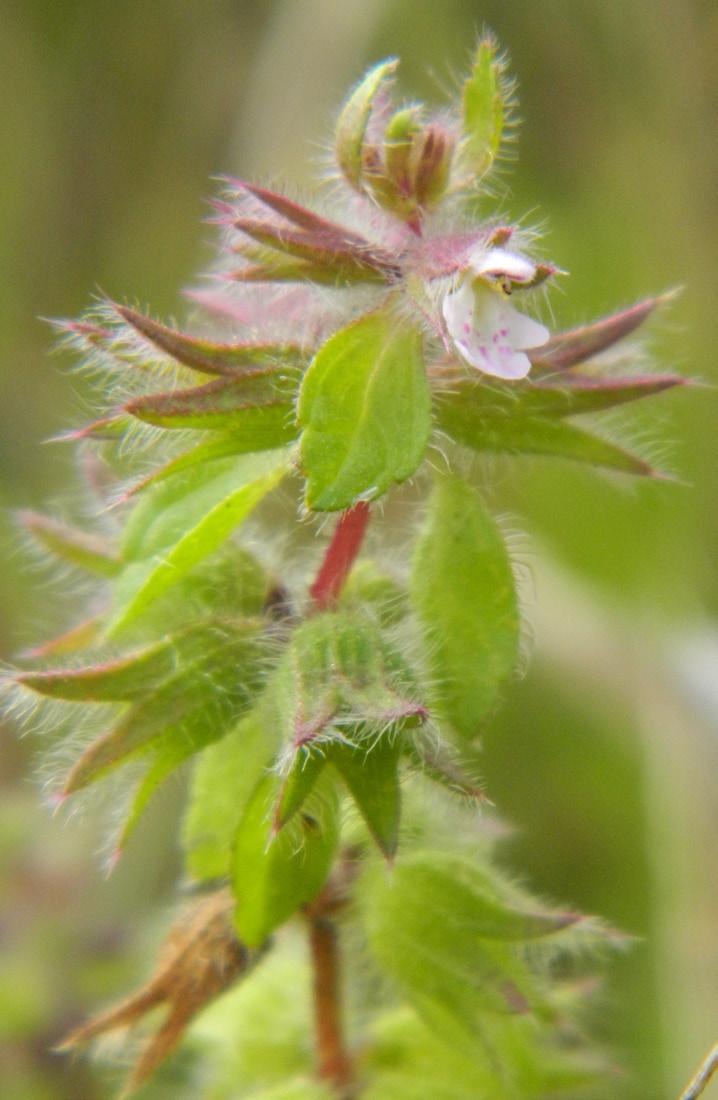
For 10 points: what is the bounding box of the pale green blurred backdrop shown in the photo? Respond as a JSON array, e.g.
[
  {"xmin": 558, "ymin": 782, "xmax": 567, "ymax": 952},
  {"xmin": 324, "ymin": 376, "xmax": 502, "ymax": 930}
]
[{"xmin": 1, "ymin": 2, "xmax": 716, "ymax": 1098}]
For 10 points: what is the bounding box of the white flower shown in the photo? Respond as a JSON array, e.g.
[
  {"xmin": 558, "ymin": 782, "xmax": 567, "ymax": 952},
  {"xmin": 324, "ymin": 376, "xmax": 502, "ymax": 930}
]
[{"xmin": 442, "ymin": 247, "xmax": 550, "ymax": 380}]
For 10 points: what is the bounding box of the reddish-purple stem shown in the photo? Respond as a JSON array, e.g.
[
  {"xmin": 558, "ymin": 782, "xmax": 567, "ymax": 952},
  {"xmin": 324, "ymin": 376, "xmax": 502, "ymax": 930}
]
[
  {"xmin": 309, "ymin": 502, "xmax": 371, "ymax": 611},
  {"xmin": 308, "ymin": 915, "xmax": 354, "ymax": 1095}
]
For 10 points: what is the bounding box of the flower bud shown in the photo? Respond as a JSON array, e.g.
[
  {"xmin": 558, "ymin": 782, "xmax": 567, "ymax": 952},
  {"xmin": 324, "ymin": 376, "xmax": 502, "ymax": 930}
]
[{"xmin": 410, "ymin": 123, "xmax": 454, "ymax": 208}]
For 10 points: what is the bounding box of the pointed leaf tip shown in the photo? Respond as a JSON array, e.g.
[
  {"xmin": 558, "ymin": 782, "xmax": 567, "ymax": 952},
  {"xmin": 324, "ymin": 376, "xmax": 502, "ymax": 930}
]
[
  {"xmin": 533, "ymin": 294, "xmax": 673, "ymax": 370},
  {"xmin": 461, "ymin": 36, "xmax": 507, "ymax": 181},
  {"xmin": 19, "ymin": 510, "xmax": 122, "ymax": 578},
  {"xmin": 336, "ymin": 58, "xmax": 399, "ymax": 189}
]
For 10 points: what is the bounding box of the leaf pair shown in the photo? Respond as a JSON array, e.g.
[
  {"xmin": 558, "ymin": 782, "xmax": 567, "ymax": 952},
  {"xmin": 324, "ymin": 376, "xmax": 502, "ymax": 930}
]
[
  {"xmin": 436, "ymin": 365, "xmax": 683, "ymax": 478},
  {"xmin": 109, "ymin": 449, "xmax": 289, "ymax": 635},
  {"xmin": 17, "ymin": 619, "xmax": 264, "ymax": 801},
  {"xmin": 227, "ymin": 180, "xmax": 398, "ymax": 285},
  {"xmin": 264, "ymin": 611, "xmax": 427, "ymax": 858}
]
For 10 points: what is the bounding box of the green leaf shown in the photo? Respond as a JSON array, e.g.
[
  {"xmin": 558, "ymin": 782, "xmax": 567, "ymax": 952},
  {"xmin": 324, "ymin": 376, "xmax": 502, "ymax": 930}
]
[
  {"xmin": 262, "ymin": 612, "xmax": 426, "ymax": 751},
  {"xmin": 62, "ymin": 621, "xmax": 262, "ymax": 794},
  {"xmin": 363, "ymin": 852, "xmax": 547, "ymax": 1033},
  {"xmin": 235, "ymin": 219, "xmax": 395, "ymax": 284},
  {"xmin": 298, "ymin": 309, "xmax": 430, "ymax": 510},
  {"xmin": 363, "ymin": 1006, "xmax": 603, "ymax": 1100},
  {"xmin": 436, "ymin": 395, "xmax": 656, "ymax": 476},
  {"xmin": 121, "ymin": 435, "xmax": 263, "ymax": 500},
  {"xmin": 125, "ymin": 374, "xmax": 298, "ymax": 446},
  {"xmin": 116, "ymin": 304, "xmax": 306, "ymax": 376},
  {"xmin": 335, "ymin": 59, "xmax": 398, "ymax": 187},
  {"xmin": 232, "ymin": 773, "xmax": 340, "ymax": 947},
  {"xmin": 15, "ymin": 636, "xmax": 187, "ymax": 702},
  {"xmin": 236, "ymin": 180, "xmax": 372, "ymax": 241},
  {"xmin": 401, "ymin": 852, "xmax": 580, "ymax": 941},
  {"xmin": 110, "ymin": 451, "xmax": 289, "ymax": 634},
  {"xmin": 331, "ymin": 738, "xmax": 402, "ymax": 857},
  {"xmin": 439, "ymin": 373, "xmax": 685, "ymax": 420},
  {"xmin": 461, "ymin": 37, "xmax": 505, "ymax": 179},
  {"xmin": 405, "ymin": 741, "xmax": 486, "ymax": 804},
  {"xmin": 532, "ymin": 294, "xmax": 670, "ymax": 370},
  {"xmin": 117, "ymin": 734, "xmax": 196, "ymax": 852},
  {"xmin": 339, "ymin": 561, "xmax": 409, "ymax": 628},
  {"xmin": 183, "ymin": 709, "xmax": 277, "ymax": 881},
  {"xmin": 273, "ymin": 749, "xmax": 327, "ymax": 830},
  {"xmin": 411, "ymin": 476, "xmax": 519, "ymax": 740},
  {"xmin": 18, "ymin": 511, "xmax": 121, "ymax": 578}
]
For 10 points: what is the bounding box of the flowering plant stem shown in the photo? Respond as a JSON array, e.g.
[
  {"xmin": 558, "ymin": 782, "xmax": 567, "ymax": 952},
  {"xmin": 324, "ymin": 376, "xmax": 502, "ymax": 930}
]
[
  {"xmin": 6, "ymin": 36, "xmax": 688, "ymax": 1100},
  {"xmin": 308, "ymin": 911, "xmax": 353, "ymax": 1096},
  {"xmin": 309, "ymin": 502, "xmax": 372, "ymax": 612}
]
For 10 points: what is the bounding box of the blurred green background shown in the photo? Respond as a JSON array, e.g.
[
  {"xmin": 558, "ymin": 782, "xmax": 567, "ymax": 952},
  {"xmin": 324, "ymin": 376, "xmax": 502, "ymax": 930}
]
[{"xmin": 1, "ymin": 1, "xmax": 716, "ymax": 1097}]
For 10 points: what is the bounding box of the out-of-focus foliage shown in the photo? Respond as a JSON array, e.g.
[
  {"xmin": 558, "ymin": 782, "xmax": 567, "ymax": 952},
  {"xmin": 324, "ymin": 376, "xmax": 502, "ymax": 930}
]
[{"xmin": 1, "ymin": 2, "xmax": 716, "ymax": 1099}]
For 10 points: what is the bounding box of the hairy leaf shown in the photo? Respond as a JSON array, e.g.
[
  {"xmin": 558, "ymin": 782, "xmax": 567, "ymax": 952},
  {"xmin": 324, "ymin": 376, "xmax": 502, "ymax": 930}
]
[
  {"xmin": 436, "ymin": 396, "xmax": 657, "ymax": 476},
  {"xmin": 118, "ymin": 734, "xmax": 196, "ymax": 852},
  {"xmin": 412, "ymin": 476, "xmax": 519, "ymax": 740},
  {"xmin": 234, "ymin": 219, "xmax": 396, "ymax": 283},
  {"xmin": 16, "ymin": 636, "xmax": 189, "ymax": 702},
  {"xmin": 438, "ymin": 372, "xmax": 685, "ymax": 420},
  {"xmin": 336, "ymin": 59, "xmax": 398, "ymax": 187},
  {"xmin": 263, "ymin": 611, "xmax": 426, "ymax": 751},
  {"xmin": 461, "ymin": 37, "xmax": 505, "ymax": 179},
  {"xmin": 363, "ymin": 853, "xmax": 548, "ymax": 1032},
  {"xmin": 116, "ymin": 304, "xmax": 305, "ymax": 376},
  {"xmin": 232, "ymin": 773, "xmax": 339, "ymax": 947},
  {"xmin": 62, "ymin": 621, "xmax": 262, "ymax": 794},
  {"xmin": 183, "ymin": 710, "xmax": 277, "ymax": 881},
  {"xmin": 111, "ymin": 451, "xmax": 289, "ymax": 633},
  {"xmin": 19, "ymin": 511, "xmax": 121, "ymax": 578},
  {"xmin": 331, "ymin": 738, "xmax": 402, "ymax": 857},
  {"xmin": 298, "ymin": 310, "xmax": 430, "ymax": 510},
  {"xmin": 124, "ymin": 374, "xmax": 298, "ymax": 447},
  {"xmin": 120, "ymin": 435, "xmax": 276, "ymax": 498},
  {"xmin": 273, "ymin": 749, "xmax": 327, "ymax": 831},
  {"xmin": 532, "ymin": 295, "xmax": 669, "ymax": 370}
]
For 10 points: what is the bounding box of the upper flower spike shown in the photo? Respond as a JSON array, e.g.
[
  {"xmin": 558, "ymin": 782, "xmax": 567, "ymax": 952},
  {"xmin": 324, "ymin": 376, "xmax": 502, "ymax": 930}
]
[{"xmin": 443, "ymin": 247, "xmax": 550, "ymax": 379}]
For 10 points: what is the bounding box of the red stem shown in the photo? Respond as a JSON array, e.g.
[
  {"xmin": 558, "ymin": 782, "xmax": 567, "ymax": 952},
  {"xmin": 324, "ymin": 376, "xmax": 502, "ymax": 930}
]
[
  {"xmin": 309, "ymin": 502, "xmax": 371, "ymax": 611},
  {"xmin": 308, "ymin": 915, "xmax": 354, "ymax": 1094}
]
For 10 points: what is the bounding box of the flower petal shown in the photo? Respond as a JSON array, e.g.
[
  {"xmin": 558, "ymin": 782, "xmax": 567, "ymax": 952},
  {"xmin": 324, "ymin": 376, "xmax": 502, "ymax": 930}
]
[
  {"xmin": 443, "ymin": 282, "xmax": 548, "ymax": 380},
  {"xmin": 502, "ymin": 305, "xmax": 550, "ymax": 350},
  {"xmin": 470, "ymin": 246, "xmax": 537, "ymax": 285}
]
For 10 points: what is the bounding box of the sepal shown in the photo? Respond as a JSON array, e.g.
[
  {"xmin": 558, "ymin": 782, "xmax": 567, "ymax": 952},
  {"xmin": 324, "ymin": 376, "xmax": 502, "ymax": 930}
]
[
  {"xmin": 458, "ymin": 35, "xmax": 509, "ymax": 184},
  {"xmin": 232, "ymin": 772, "xmax": 340, "ymax": 947},
  {"xmin": 335, "ymin": 59, "xmax": 399, "ymax": 188}
]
